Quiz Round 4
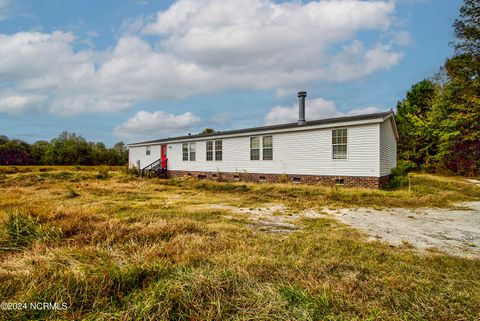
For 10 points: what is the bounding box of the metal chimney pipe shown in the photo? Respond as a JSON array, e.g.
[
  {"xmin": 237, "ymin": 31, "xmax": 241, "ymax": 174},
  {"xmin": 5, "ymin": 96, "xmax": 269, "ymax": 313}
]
[{"xmin": 297, "ymin": 91, "xmax": 307, "ymax": 125}]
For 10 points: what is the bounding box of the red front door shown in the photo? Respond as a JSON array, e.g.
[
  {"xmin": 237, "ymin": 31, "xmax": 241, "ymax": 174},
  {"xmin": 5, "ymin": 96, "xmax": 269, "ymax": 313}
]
[{"xmin": 161, "ymin": 144, "xmax": 167, "ymax": 167}]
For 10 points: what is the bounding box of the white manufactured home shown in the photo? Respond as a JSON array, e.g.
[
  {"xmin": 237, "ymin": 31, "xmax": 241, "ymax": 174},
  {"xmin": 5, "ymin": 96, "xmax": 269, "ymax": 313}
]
[{"xmin": 128, "ymin": 92, "xmax": 398, "ymax": 188}]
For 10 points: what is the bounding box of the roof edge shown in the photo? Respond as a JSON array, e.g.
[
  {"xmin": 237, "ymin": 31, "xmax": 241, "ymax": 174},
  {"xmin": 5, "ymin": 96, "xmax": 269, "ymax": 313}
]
[{"xmin": 128, "ymin": 111, "xmax": 393, "ymax": 147}]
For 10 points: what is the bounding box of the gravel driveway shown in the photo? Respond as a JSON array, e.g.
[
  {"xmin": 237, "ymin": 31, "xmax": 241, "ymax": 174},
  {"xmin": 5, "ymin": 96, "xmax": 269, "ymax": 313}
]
[
  {"xmin": 209, "ymin": 200, "xmax": 480, "ymax": 258},
  {"xmin": 325, "ymin": 202, "xmax": 480, "ymax": 258}
]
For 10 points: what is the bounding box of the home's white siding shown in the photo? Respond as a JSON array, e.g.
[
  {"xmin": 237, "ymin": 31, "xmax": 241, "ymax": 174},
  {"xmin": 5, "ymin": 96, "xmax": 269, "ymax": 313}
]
[
  {"xmin": 129, "ymin": 123, "xmax": 382, "ymax": 177},
  {"xmin": 128, "ymin": 144, "xmax": 161, "ymax": 169},
  {"xmin": 379, "ymin": 118, "xmax": 397, "ymax": 176}
]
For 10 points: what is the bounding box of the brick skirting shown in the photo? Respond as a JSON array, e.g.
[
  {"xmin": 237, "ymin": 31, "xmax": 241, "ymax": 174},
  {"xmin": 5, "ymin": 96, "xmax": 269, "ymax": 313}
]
[{"xmin": 168, "ymin": 170, "xmax": 390, "ymax": 189}]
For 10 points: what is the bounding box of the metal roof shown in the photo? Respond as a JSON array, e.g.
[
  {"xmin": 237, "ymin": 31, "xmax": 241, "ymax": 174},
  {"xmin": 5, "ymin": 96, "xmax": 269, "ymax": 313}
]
[{"xmin": 128, "ymin": 111, "xmax": 394, "ymax": 146}]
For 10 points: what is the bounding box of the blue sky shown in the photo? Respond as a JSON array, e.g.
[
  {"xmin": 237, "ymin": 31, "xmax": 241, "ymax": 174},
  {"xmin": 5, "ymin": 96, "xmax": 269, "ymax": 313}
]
[{"xmin": 0, "ymin": 0, "xmax": 462, "ymax": 145}]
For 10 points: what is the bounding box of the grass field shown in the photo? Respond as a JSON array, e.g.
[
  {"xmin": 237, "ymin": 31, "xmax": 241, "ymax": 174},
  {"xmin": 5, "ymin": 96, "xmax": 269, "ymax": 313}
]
[{"xmin": 0, "ymin": 166, "xmax": 479, "ymax": 320}]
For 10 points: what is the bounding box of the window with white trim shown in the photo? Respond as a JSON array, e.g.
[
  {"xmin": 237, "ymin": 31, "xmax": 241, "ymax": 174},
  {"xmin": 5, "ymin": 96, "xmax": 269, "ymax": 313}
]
[
  {"xmin": 262, "ymin": 136, "xmax": 273, "ymax": 160},
  {"xmin": 189, "ymin": 142, "xmax": 196, "ymax": 161},
  {"xmin": 206, "ymin": 141, "xmax": 213, "ymax": 161},
  {"xmin": 146, "ymin": 146, "xmax": 151, "ymax": 155},
  {"xmin": 250, "ymin": 137, "xmax": 260, "ymax": 160},
  {"xmin": 182, "ymin": 143, "xmax": 189, "ymax": 161},
  {"xmin": 215, "ymin": 140, "xmax": 222, "ymax": 161},
  {"xmin": 332, "ymin": 128, "xmax": 347, "ymax": 159}
]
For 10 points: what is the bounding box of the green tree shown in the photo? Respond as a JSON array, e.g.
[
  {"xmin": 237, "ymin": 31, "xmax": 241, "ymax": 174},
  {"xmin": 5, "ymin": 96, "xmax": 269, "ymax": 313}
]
[
  {"xmin": 90, "ymin": 142, "xmax": 108, "ymax": 165},
  {"xmin": 395, "ymin": 79, "xmax": 438, "ymax": 169},
  {"xmin": 113, "ymin": 142, "xmax": 128, "ymax": 165},
  {"xmin": 200, "ymin": 128, "xmax": 216, "ymax": 135},
  {"xmin": 428, "ymin": 0, "xmax": 480, "ymax": 175},
  {"xmin": 452, "ymin": 0, "xmax": 480, "ymax": 57},
  {"xmin": 31, "ymin": 140, "xmax": 50, "ymax": 164},
  {"xmin": 0, "ymin": 135, "xmax": 8, "ymax": 145},
  {"xmin": 430, "ymin": 55, "xmax": 480, "ymax": 175},
  {"xmin": 43, "ymin": 131, "xmax": 92, "ymax": 165},
  {"xmin": 395, "ymin": 0, "xmax": 480, "ymax": 176},
  {"xmin": 0, "ymin": 136, "xmax": 33, "ymax": 165},
  {"xmin": 0, "ymin": 132, "xmax": 129, "ymax": 166}
]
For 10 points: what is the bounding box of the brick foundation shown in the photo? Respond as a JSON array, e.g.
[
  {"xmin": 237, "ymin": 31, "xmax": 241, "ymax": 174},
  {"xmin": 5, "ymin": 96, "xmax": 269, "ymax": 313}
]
[{"xmin": 168, "ymin": 170, "xmax": 390, "ymax": 189}]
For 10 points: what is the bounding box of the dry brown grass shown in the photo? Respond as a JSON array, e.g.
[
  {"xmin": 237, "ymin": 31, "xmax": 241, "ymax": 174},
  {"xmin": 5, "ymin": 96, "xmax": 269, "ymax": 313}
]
[{"xmin": 0, "ymin": 166, "xmax": 479, "ymax": 320}]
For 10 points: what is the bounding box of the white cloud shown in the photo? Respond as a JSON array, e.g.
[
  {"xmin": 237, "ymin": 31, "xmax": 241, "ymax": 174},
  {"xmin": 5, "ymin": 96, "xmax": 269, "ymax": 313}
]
[
  {"xmin": 265, "ymin": 97, "xmax": 381, "ymax": 125},
  {"xmin": 391, "ymin": 30, "xmax": 412, "ymax": 46},
  {"xmin": 0, "ymin": 94, "xmax": 46, "ymax": 113},
  {"xmin": 144, "ymin": 0, "xmax": 399, "ymax": 78},
  {"xmin": 0, "ymin": 0, "xmax": 406, "ymax": 116},
  {"xmin": 0, "ymin": 31, "xmax": 80, "ymax": 80},
  {"xmin": 346, "ymin": 106, "xmax": 381, "ymax": 116},
  {"xmin": 120, "ymin": 15, "xmax": 146, "ymax": 35},
  {"xmin": 265, "ymin": 98, "xmax": 341, "ymax": 125},
  {"xmin": 326, "ymin": 41, "xmax": 403, "ymax": 81},
  {"xmin": 113, "ymin": 110, "xmax": 200, "ymax": 138}
]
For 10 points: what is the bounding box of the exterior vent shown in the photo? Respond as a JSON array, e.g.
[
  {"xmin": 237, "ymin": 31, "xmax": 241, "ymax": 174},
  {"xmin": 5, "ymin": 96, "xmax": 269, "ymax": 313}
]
[{"xmin": 297, "ymin": 91, "xmax": 307, "ymax": 125}]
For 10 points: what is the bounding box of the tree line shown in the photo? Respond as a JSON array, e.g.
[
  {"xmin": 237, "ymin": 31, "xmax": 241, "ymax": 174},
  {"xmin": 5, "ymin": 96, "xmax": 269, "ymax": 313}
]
[
  {"xmin": 0, "ymin": 131, "xmax": 128, "ymax": 166},
  {"xmin": 395, "ymin": 0, "xmax": 479, "ymax": 176}
]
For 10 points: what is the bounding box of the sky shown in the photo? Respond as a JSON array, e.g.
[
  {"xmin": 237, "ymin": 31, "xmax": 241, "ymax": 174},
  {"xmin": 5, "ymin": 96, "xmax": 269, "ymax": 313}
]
[{"xmin": 0, "ymin": 0, "xmax": 463, "ymax": 146}]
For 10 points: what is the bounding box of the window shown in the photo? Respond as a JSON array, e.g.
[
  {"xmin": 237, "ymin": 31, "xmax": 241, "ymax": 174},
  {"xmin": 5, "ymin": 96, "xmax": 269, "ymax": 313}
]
[
  {"xmin": 215, "ymin": 140, "xmax": 222, "ymax": 161},
  {"xmin": 262, "ymin": 136, "xmax": 273, "ymax": 160},
  {"xmin": 183, "ymin": 142, "xmax": 197, "ymax": 161},
  {"xmin": 146, "ymin": 146, "xmax": 151, "ymax": 155},
  {"xmin": 182, "ymin": 143, "xmax": 189, "ymax": 161},
  {"xmin": 136, "ymin": 160, "xmax": 140, "ymax": 169},
  {"xmin": 189, "ymin": 142, "xmax": 196, "ymax": 161},
  {"xmin": 332, "ymin": 128, "xmax": 347, "ymax": 159},
  {"xmin": 206, "ymin": 141, "xmax": 213, "ymax": 161},
  {"xmin": 206, "ymin": 140, "xmax": 222, "ymax": 161},
  {"xmin": 250, "ymin": 137, "xmax": 260, "ymax": 160},
  {"xmin": 250, "ymin": 136, "xmax": 272, "ymax": 160}
]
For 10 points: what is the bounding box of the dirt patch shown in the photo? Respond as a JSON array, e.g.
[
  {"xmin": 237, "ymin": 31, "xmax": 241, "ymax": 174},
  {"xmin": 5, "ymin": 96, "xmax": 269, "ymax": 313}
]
[
  {"xmin": 465, "ymin": 178, "xmax": 480, "ymax": 187},
  {"xmin": 209, "ymin": 204, "xmax": 322, "ymax": 233},
  {"xmin": 209, "ymin": 202, "xmax": 480, "ymax": 258},
  {"xmin": 325, "ymin": 202, "xmax": 480, "ymax": 258}
]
